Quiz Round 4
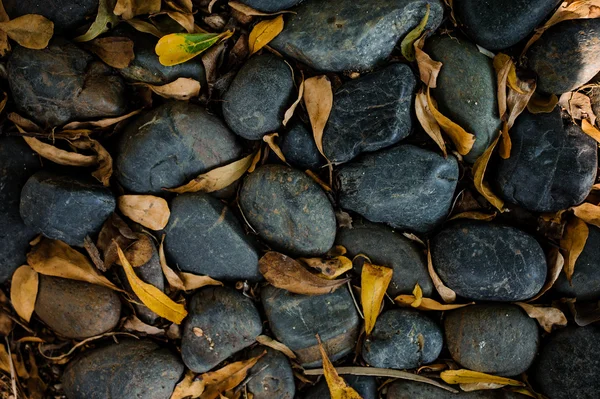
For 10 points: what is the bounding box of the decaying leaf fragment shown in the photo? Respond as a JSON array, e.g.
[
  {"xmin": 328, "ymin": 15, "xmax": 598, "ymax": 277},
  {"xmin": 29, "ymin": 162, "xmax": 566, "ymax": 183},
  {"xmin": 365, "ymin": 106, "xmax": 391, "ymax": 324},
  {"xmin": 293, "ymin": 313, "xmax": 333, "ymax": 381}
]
[
  {"xmin": 114, "ymin": 0, "xmax": 161, "ymax": 20},
  {"xmin": 156, "ymin": 31, "xmax": 233, "ymax": 66},
  {"xmin": 118, "ymin": 195, "xmax": 171, "ymax": 230},
  {"xmin": 256, "ymin": 335, "xmax": 297, "ymax": 359},
  {"xmin": 581, "ymin": 119, "xmax": 600, "ymax": 143},
  {"xmin": 515, "ymin": 302, "xmax": 567, "ymax": 333},
  {"xmin": 263, "ymin": 133, "xmax": 287, "ymax": 163},
  {"xmin": 361, "ymin": 263, "xmax": 393, "ymax": 335},
  {"xmin": 87, "ymin": 36, "xmax": 135, "ymax": 69},
  {"xmin": 75, "ymin": 0, "xmax": 120, "ymax": 42},
  {"xmin": 527, "ymin": 92, "xmax": 559, "ymax": 114},
  {"xmin": 199, "ymin": 352, "xmax": 266, "ymax": 399},
  {"xmin": 248, "ymin": 14, "xmax": 284, "ymax": 55},
  {"xmin": 426, "ymin": 88, "xmax": 475, "ymax": 155},
  {"xmin": 400, "ymin": 4, "xmax": 430, "ymax": 61},
  {"xmin": 414, "ymin": 34, "xmax": 442, "ymax": 87},
  {"xmin": 559, "ymin": 91, "xmax": 597, "ymax": 126},
  {"xmin": 440, "ymin": 369, "xmax": 525, "ymax": 388},
  {"xmin": 300, "ymin": 256, "xmax": 353, "ymax": 279},
  {"xmin": 317, "ymin": 335, "xmax": 363, "ymax": 399},
  {"xmin": 123, "ymin": 314, "xmax": 165, "ymax": 335},
  {"xmin": 415, "ymin": 89, "xmax": 447, "ymax": 155},
  {"xmin": 560, "ymin": 216, "xmax": 589, "ymax": 282},
  {"xmin": 10, "ymin": 265, "xmax": 39, "ymax": 322},
  {"xmin": 22, "ymin": 136, "xmax": 96, "ymax": 167},
  {"xmin": 0, "ymin": 14, "xmax": 54, "ymax": 49},
  {"xmin": 136, "ymin": 77, "xmax": 201, "ymax": 100},
  {"xmin": 303, "ymin": 75, "xmax": 333, "ymax": 158},
  {"xmin": 395, "ymin": 294, "xmax": 473, "ymax": 311},
  {"xmin": 472, "ymin": 133, "xmax": 504, "ymax": 211},
  {"xmin": 228, "ymin": 1, "xmax": 296, "ymax": 16},
  {"xmin": 426, "ymin": 242, "xmax": 456, "ymax": 303}
]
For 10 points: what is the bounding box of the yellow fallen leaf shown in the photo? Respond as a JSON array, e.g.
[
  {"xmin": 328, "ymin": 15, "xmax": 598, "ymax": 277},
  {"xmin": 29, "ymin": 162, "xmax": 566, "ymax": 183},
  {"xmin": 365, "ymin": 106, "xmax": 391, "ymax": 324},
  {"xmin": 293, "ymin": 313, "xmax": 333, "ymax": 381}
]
[
  {"xmin": 228, "ymin": 1, "xmax": 296, "ymax": 16},
  {"xmin": 582, "ymin": 119, "xmax": 600, "ymax": 143},
  {"xmin": 118, "ymin": 195, "xmax": 171, "ymax": 231},
  {"xmin": 361, "ymin": 262, "xmax": 393, "ymax": 335},
  {"xmin": 440, "ymin": 370, "xmax": 525, "ymax": 387},
  {"xmin": 283, "ymin": 74, "xmax": 305, "ymax": 126},
  {"xmin": 114, "ymin": 0, "xmax": 161, "ymax": 20},
  {"xmin": 472, "ymin": 133, "xmax": 504, "ymax": 211},
  {"xmin": 400, "ymin": 4, "xmax": 430, "ymax": 61},
  {"xmin": 515, "ymin": 302, "xmax": 567, "ymax": 333},
  {"xmin": 448, "ymin": 211, "xmax": 497, "ymax": 221},
  {"xmin": 300, "ymin": 256, "xmax": 353, "ymax": 279},
  {"xmin": 248, "ymin": 15, "xmax": 284, "ymax": 55},
  {"xmin": 87, "ymin": 36, "xmax": 135, "ymax": 69},
  {"xmin": 414, "ymin": 34, "xmax": 442, "ymax": 87},
  {"xmin": 263, "ymin": 133, "xmax": 287, "ymax": 163},
  {"xmin": 156, "ymin": 31, "xmax": 233, "ymax": 66},
  {"xmin": 22, "ymin": 136, "xmax": 96, "ymax": 167},
  {"xmin": 415, "ymin": 89, "xmax": 447, "ymax": 156},
  {"xmin": 172, "ymin": 371, "xmax": 206, "ymax": 399},
  {"xmin": 411, "ymin": 283, "xmax": 423, "ymax": 308},
  {"xmin": 560, "ymin": 216, "xmax": 589, "ymax": 282},
  {"xmin": 137, "ymin": 77, "xmax": 201, "ymax": 101},
  {"xmin": 395, "ymin": 295, "xmax": 473, "ymax": 311},
  {"xmin": 200, "ymin": 352, "xmax": 266, "ymax": 399},
  {"xmin": 317, "ymin": 335, "xmax": 363, "ymax": 399},
  {"xmin": 303, "ymin": 75, "xmax": 333, "ymax": 158},
  {"xmin": 256, "ymin": 335, "xmax": 297, "ymax": 359},
  {"xmin": 527, "ymin": 92, "xmax": 558, "ymax": 114},
  {"xmin": 426, "ymin": 242, "xmax": 456, "ymax": 303},
  {"xmin": 10, "ymin": 265, "xmax": 39, "ymax": 322},
  {"xmin": 528, "ymin": 247, "xmax": 564, "ymax": 302},
  {"xmin": 499, "ymin": 122, "xmax": 511, "ymax": 160},
  {"xmin": 0, "ymin": 14, "xmax": 53, "ymax": 50}
]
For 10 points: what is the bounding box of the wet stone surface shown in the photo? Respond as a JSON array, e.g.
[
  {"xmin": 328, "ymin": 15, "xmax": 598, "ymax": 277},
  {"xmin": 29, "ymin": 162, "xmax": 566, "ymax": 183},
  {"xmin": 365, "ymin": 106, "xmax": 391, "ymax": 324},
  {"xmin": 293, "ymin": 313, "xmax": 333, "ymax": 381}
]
[
  {"xmin": 4, "ymin": 0, "xmax": 98, "ymax": 33},
  {"xmin": 279, "ymin": 122, "xmax": 324, "ymax": 170},
  {"xmin": 247, "ymin": 346, "xmax": 296, "ymax": 399},
  {"xmin": 304, "ymin": 376, "xmax": 377, "ymax": 399},
  {"xmin": 239, "ymin": 0, "xmax": 304, "ymax": 12},
  {"xmin": 387, "ymin": 380, "xmax": 531, "ymax": 398}
]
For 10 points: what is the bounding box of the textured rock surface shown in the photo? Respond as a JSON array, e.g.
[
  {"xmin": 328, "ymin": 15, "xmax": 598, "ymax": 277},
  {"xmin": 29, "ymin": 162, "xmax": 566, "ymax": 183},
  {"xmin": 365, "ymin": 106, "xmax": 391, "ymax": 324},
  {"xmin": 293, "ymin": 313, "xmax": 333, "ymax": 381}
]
[
  {"xmin": 445, "ymin": 305, "xmax": 539, "ymax": 376},
  {"xmin": 270, "ymin": 0, "xmax": 444, "ymax": 71},
  {"xmin": 239, "ymin": 0, "xmax": 303, "ymax": 12},
  {"xmin": 261, "ymin": 286, "xmax": 359, "ymax": 367},
  {"xmin": 387, "ymin": 380, "xmax": 530, "ymax": 398},
  {"xmin": 323, "ymin": 64, "xmax": 416, "ymax": 164},
  {"xmin": 115, "ymin": 101, "xmax": 242, "ymax": 193},
  {"xmin": 20, "ymin": 171, "xmax": 116, "ymax": 246},
  {"xmin": 4, "ymin": 0, "xmax": 98, "ymax": 33},
  {"xmin": 493, "ymin": 110, "xmax": 597, "ymax": 213},
  {"xmin": 240, "ymin": 165, "xmax": 336, "ymax": 256},
  {"xmin": 182, "ymin": 287, "xmax": 262, "ymax": 373},
  {"xmin": 279, "ymin": 122, "xmax": 323, "ymax": 170},
  {"xmin": 62, "ymin": 340, "xmax": 184, "ymax": 399},
  {"xmin": 304, "ymin": 376, "xmax": 377, "ymax": 399},
  {"xmin": 164, "ymin": 193, "xmax": 260, "ymax": 280},
  {"xmin": 337, "ymin": 145, "xmax": 458, "ymax": 234},
  {"xmin": 247, "ymin": 346, "xmax": 295, "ymax": 399},
  {"xmin": 431, "ymin": 221, "xmax": 547, "ymax": 301}
]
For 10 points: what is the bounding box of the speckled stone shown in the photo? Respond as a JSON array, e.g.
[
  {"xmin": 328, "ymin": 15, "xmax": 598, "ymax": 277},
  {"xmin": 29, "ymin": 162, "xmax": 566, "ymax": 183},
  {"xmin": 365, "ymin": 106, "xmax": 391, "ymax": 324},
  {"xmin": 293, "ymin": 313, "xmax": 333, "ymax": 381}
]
[
  {"xmin": 387, "ymin": 380, "xmax": 531, "ymax": 398},
  {"xmin": 303, "ymin": 376, "xmax": 377, "ymax": 399},
  {"xmin": 279, "ymin": 122, "xmax": 323, "ymax": 170},
  {"xmin": 239, "ymin": 0, "xmax": 303, "ymax": 12},
  {"xmin": 247, "ymin": 346, "xmax": 295, "ymax": 399},
  {"xmin": 4, "ymin": 0, "xmax": 98, "ymax": 33}
]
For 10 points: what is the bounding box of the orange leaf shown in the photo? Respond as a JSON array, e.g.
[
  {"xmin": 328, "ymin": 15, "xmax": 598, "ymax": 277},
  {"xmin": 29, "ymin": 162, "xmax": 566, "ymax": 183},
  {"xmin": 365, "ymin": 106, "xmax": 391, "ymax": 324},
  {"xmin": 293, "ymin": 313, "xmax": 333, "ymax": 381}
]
[
  {"xmin": 361, "ymin": 263, "xmax": 393, "ymax": 335},
  {"xmin": 316, "ymin": 335, "xmax": 363, "ymax": 399}
]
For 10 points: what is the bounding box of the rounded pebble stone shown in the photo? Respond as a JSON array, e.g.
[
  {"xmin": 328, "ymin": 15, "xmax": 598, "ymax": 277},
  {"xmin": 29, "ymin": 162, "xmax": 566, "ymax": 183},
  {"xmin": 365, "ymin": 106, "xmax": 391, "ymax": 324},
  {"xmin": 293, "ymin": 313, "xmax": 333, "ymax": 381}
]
[
  {"xmin": 62, "ymin": 339, "xmax": 184, "ymax": 399},
  {"xmin": 240, "ymin": 164, "xmax": 336, "ymax": 256},
  {"xmin": 337, "ymin": 145, "xmax": 459, "ymax": 234},
  {"xmin": 20, "ymin": 171, "xmax": 116, "ymax": 246},
  {"xmin": 493, "ymin": 109, "xmax": 597, "ymax": 213},
  {"xmin": 239, "ymin": 0, "xmax": 303, "ymax": 12},
  {"xmin": 247, "ymin": 346, "xmax": 295, "ymax": 399},
  {"xmin": 115, "ymin": 101, "xmax": 242, "ymax": 194},
  {"xmin": 4, "ymin": 0, "xmax": 98, "ymax": 33},
  {"xmin": 261, "ymin": 285, "xmax": 359, "ymax": 367},
  {"xmin": 222, "ymin": 54, "xmax": 294, "ymax": 140},
  {"xmin": 387, "ymin": 380, "xmax": 530, "ymax": 398},
  {"xmin": 34, "ymin": 275, "xmax": 121, "ymax": 339},
  {"xmin": 304, "ymin": 376, "xmax": 377, "ymax": 399},
  {"xmin": 529, "ymin": 19, "xmax": 600, "ymax": 94},
  {"xmin": 164, "ymin": 193, "xmax": 260, "ymax": 281},
  {"xmin": 531, "ymin": 326, "xmax": 600, "ymax": 399},
  {"xmin": 431, "ymin": 221, "xmax": 547, "ymax": 302},
  {"xmin": 335, "ymin": 220, "xmax": 433, "ymax": 297},
  {"xmin": 444, "ymin": 304, "xmax": 539, "ymax": 376},
  {"xmin": 181, "ymin": 286, "xmax": 262, "ymax": 373},
  {"xmin": 362, "ymin": 309, "xmax": 443, "ymax": 370},
  {"xmin": 279, "ymin": 122, "xmax": 324, "ymax": 170}
]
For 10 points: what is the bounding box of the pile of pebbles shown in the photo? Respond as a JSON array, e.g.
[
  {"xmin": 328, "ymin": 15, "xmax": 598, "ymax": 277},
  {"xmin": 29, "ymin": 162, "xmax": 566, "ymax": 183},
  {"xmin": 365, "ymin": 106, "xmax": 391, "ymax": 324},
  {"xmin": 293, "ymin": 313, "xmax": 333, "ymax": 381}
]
[{"xmin": 1, "ymin": 0, "xmax": 600, "ymax": 398}]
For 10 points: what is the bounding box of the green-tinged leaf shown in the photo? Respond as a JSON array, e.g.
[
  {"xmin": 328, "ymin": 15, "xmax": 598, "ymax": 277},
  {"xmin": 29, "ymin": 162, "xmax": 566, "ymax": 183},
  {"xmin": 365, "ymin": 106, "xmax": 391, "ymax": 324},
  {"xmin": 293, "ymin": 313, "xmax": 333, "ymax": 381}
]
[
  {"xmin": 75, "ymin": 0, "xmax": 119, "ymax": 42},
  {"xmin": 400, "ymin": 4, "xmax": 430, "ymax": 61},
  {"xmin": 155, "ymin": 31, "xmax": 233, "ymax": 66}
]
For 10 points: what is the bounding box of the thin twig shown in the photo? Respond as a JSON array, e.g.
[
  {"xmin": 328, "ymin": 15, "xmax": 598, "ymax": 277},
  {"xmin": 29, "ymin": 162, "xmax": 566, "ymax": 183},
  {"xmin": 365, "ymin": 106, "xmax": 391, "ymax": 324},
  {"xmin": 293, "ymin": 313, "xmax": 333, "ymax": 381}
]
[
  {"xmin": 5, "ymin": 337, "xmax": 17, "ymax": 398},
  {"xmin": 347, "ymin": 281, "xmax": 364, "ymax": 319}
]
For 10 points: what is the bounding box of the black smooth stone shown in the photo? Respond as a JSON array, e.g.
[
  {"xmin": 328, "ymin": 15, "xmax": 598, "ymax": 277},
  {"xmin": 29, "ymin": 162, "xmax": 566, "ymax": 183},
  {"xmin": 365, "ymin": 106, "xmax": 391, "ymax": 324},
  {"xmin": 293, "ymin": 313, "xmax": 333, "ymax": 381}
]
[
  {"xmin": 4, "ymin": 0, "xmax": 98, "ymax": 33},
  {"xmin": 279, "ymin": 122, "xmax": 323, "ymax": 170},
  {"xmin": 222, "ymin": 54, "xmax": 294, "ymax": 140},
  {"xmin": 431, "ymin": 221, "xmax": 547, "ymax": 302},
  {"xmin": 323, "ymin": 64, "xmax": 416, "ymax": 164},
  {"xmin": 62, "ymin": 339, "xmax": 184, "ymax": 399},
  {"xmin": 453, "ymin": 0, "xmax": 561, "ymax": 50},
  {"xmin": 493, "ymin": 109, "xmax": 597, "ymax": 213},
  {"xmin": 270, "ymin": 0, "xmax": 444, "ymax": 72},
  {"xmin": 303, "ymin": 376, "xmax": 377, "ymax": 399},
  {"xmin": 20, "ymin": 171, "xmax": 116, "ymax": 246},
  {"xmin": 239, "ymin": 165, "xmax": 336, "ymax": 256},
  {"xmin": 164, "ymin": 193, "xmax": 260, "ymax": 281},
  {"xmin": 181, "ymin": 286, "xmax": 262, "ymax": 373},
  {"xmin": 532, "ymin": 326, "xmax": 600, "ymax": 399},
  {"xmin": 445, "ymin": 305, "xmax": 539, "ymax": 376},
  {"xmin": 335, "ymin": 220, "xmax": 433, "ymax": 297},
  {"xmin": 115, "ymin": 101, "xmax": 242, "ymax": 194},
  {"xmin": 387, "ymin": 380, "xmax": 531, "ymax": 398},
  {"xmin": 261, "ymin": 286, "xmax": 360, "ymax": 367},
  {"xmin": 362, "ymin": 309, "xmax": 443, "ymax": 370},
  {"xmin": 0, "ymin": 137, "xmax": 40, "ymax": 282},
  {"xmin": 8, "ymin": 39, "xmax": 127, "ymax": 128},
  {"xmin": 529, "ymin": 19, "xmax": 600, "ymax": 94},
  {"xmin": 247, "ymin": 346, "xmax": 296, "ymax": 399},
  {"xmin": 337, "ymin": 145, "xmax": 458, "ymax": 234},
  {"xmin": 426, "ymin": 35, "xmax": 501, "ymax": 162},
  {"xmin": 239, "ymin": 0, "xmax": 303, "ymax": 12}
]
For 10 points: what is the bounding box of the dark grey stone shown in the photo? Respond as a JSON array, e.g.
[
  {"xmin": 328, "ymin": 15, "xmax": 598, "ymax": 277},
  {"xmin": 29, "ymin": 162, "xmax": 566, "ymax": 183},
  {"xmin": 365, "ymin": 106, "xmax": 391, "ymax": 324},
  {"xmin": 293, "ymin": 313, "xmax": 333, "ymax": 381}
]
[
  {"xmin": 239, "ymin": 0, "xmax": 303, "ymax": 12},
  {"xmin": 181, "ymin": 286, "xmax": 262, "ymax": 373},
  {"xmin": 0, "ymin": 137, "xmax": 40, "ymax": 283},
  {"xmin": 35, "ymin": 275, "xmax": 121, "ymax": 339},
  {"xmin": 279, "ymin": 122, "xmax": 323, "ymax": 170},
  {"xmin": 222, "ymin": 54, "xmax": 294, "ymax": 140},
  {"xmin": 62, "ymin": 339, "xmax": 184, "ymax": 399},
  {"xmin": 247, "ymin": 346, "xmax": 295, "ymax": 399},
  {"xmin": 20, "ymin": 171, "xmax": 116, "ymax": 246},
  {"xmin": 427, "ymin": 35, "xmax": 501, "ymax": 162},
  {"xmin": 7, "ymin": 39, "xmax": 127, "ymax": 128},
  {"xmin": 445, "ymin": 305, "xmax": 539, "ymax": 376},
  {"xmin": 239, "ymin": 165, "xmax": 336, "ymax": 256},
  {"xmin": 115, "ymin": 101, "xmax": 242, "ymax": 194},
  {"xmin": 453, "ymin": 0, "xmax": 562, "ymax": 50},
  {"xmin": 494, "ymin": 110, "xmax": 597, "ymax": 213},
  {"xmin": 323, "ymin": 64, "xmax": 416, "ymax": 164},
  {"xmin": 362, "ymin": 309, "xmax": 443, "ymax": 370},
  {"xmin": 261, "ymin": 285, "xmax": 359, "ymax": 367},
  {"xmin": 4, "ymin": 0, "xmax": 98, "ymax": 34},
  {"xmin": 164, "ymin": 193, "xmax": 260, "ymax": 280},
  {"xmin": 431, "ymin": 221, "xmax": 547, "ymax": 302},
  {"xmin": 337, "ymin": 145, "xmax": 458, "ymax": 234},
  {"xmin": 529, "ymin": 19, "xmax": 600, "ymax": 94},
  {"xmin": 303, "ymin": 376, "xmax": 377, "ymax": 399},
  {"xmin": 270, "ymin": 0, "xmax": 444, "ymax": 72},
  {"xmin": 532, "ymin": 326, "xmax": 600, "ymax": 399},
  {"xmin": 387, "ymin": 380, "xmax": 531, "ymax": 398},
  {"xmin": 335, "ymin": 220, "xmax": 432, "ymax": 297}
]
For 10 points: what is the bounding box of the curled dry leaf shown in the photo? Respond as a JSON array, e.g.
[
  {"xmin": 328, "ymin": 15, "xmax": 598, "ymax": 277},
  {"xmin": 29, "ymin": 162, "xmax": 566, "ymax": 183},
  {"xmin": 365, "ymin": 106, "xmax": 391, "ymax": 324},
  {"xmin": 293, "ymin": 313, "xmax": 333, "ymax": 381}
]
[
  {"xmin": 0, "ymin": 14, "xmax": 54, "ymax": 50},
  {"xmin": 256, "ymin": 335, "xmax": 297, "ymax": 359},
  {"xmin": 258, "ymin": 251, "xmax": 350, "ymax": 295},
  {"xmin": 126, "ymin": 19, "xmax": 164, "ymax": 38},
  {"xmin": 87, "ymin": 37, "xmax": 135, "ymax": 69},
  {"xmin": 97, "ymin": 213, "xmax": 141, "ymax": 269},
  {"xmin": 506, "ymin": 78, "xmax": 536, "ymax": 129},
  {"xmin": 171, "ymin": 371, "xmax": 206, "ymax": 399},
  {"xmin": 166, "ymin": 11, "xmax": 195, "ymax": 33},
  {"xmin": 395, "ymin": 294, "xmax": 473, "ymax": 311},
  {"xmin": 528, "ymin": 247, "xmax": 564, "ymax": 302},
  {"xmin": 179, "ymin": 272, "xmax": 223, "ymax": 291},
  {"xmin": 118, "ymin": 195, "xmax": 171, "ymax": 231},
  {"xmin": 415, "ymin": 89, "xmax": 447, "ymax": 155},
  {"xmin": 581, "ymin": 119, "xmax": 600, "ymax": 143},
  {"xmin": 493, "ymin": 54, "xmax": 512, "ymax": 119},
  {"xmin": 559, "ymin": 91, "xmax": 596, "ymax": 126},
  {"xmin": 303, "ymin": 75, "xmax": 333, "ymax": 158},
  {"xmin": 63, "ymin": 109, "xmax": 142, "ymax": 130},
  {"xmin": 114, "ymin": 0, "xmax": 161, "ymax": 20},
  {"xmin": 22, "ymin": 136, "xmax": 96, "ymax": 167},
  {"xmin": 75, "ymin": 0, "xmax": 120, "ymax": 42},
  {"xmin": 70, "ymin": 137, "xmax": 113, "ymax": 186},
  {"xmin": 572, "ymin": 202, "xmax": 600, "ymax": 227},
  {"xmin": 426, "ymin": 242, "xmax": 456, "ymax": 303},
  {"xmin": 440, "ymin": 370, "xmax": 525, "ymax": 388},
  {"xmin": 361, "ymin": 262, "xmax": 393, "ymax": 335},
  {"xmin": 560, "ymin": 216, "xmax": 589, "ymax": 282},
  {"xmin": 156, "ymin": 31, "xmax": 233, "ymax": 66},
  {"xmin": 448, "ymin": 211, "xmax": 497, "ymax": 221},
  {"xmin": 400, "ymin": 4, "xmax": 430, "ymax": 61},
  {"xmin": 123, "ymin": 314, "xmax": 165, "ymax": 335},
  {"xmin": 263, "ymin": 133, "xmax": 287, "ymax": 163},
  {"xmin": 316, "ymin": 335, "xmax": 362, "ymax": 399},
  {"xmin": 426, "ymin": 88, "xmax": 475, "ymax": 155},
  {"xmin": 137, "ymin": 77, "xmax": 201, "ymax": 100},
  {"xmin": 414, "ymin": 34, "xmax": 442, "ymax": 87},
  {"xmin": 515, "ymin": 302, "xmax": 567, "ymax": 333},
  {"xmin": 248, "ymin": 14, "xmax": 284, "ymax": 55},
  {"xmin": 228, "ymin": 1, "xmax": 296, "ymax": 16},
  {"xmin": 10, "ymin": 266, "xmax": 39, "ymax": 322},
  {"xmin": 472, "ymin": 133, "xmax": 504, "ymax": 211},
  {"xmin": 283, "ymin": 74, "xmax": 305, "ymax": 126},
  {"xmin": 527, "ymin": 92, "xmax": 559, "ymax": 114},
  {"xmin": 199, "ymin": 352, "xmax": 266, "ymax": 399},
  {"xmin": 300, "ymin": 256, "xmax": 353, "ymax": 279}
]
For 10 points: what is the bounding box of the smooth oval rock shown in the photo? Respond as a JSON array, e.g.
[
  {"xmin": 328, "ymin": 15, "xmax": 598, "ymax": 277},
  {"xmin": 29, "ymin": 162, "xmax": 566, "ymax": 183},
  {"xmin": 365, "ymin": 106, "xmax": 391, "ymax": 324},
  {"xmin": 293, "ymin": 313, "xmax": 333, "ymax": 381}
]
[
  {"xmin": 362, "ymin": 309, "xmax": 443, "ymax": 370},
  {"xmin": 531, "ymin": 326, "xmax": 600, "ymax": 399},
  {"xmin": 247, "ymin": 346, "xmax": 295, "ymax": 399},
  {"xmin": 279, "ymin": 122, "xmax": 323, "ymax": 170},
  {"xmin": 431, "ymin": 221, "xmax": 547, "ymax": 301},
  {"xmin": 8, "ymin": 39, "xmax": 127, "ymax": 128},
  {"xmin": 323, "ymin": 63, "xmax": 416, "ymax": 164},
  {"xmin": 261, "ymin": 286, "xmax": 359, "ymax": 367},
  {"xmin": 20, "ymin": 171, "xmax": 116, "ymax": 246},
  {"xmin": 182, "ymin": 286, "xmax": 262, "ymax": 373},
  {"xmin": 35, "ymin": 275, "xmax": 121, "ymax": 339},
  {"xmin": 240, "ymin": 165, "xmax": 336, "ymax": 256},
  {"xmin": 239, "ymin": 0, "xmax": 303, "ymax": 12},
  {"xmin": 336, "ymin": 220, "xmax": 432, "ymax": 297},
  {"xmin": 304, "ymin": 376, "xmax": 377, "ymax": 399},
  {"xmin": 115, "ymin": 101, "xmax": 242, "ymax": 193},
  {"xmin": 387, "ymin": 380, "xmax": 530, "ymax": 398},
  {"xmin": 529, "ymin": 19, "xmax": 600, "ymax": 94},
  {"xmin": 270, "ymin": 0, "xmax": 444, "ymax": 71},
  {"xmin": 493, "ymin": 111, "xmax": 597, "ymax": 213},
  {"xmin": 337, "ymin": 145, "xmax": 458, "ymax": 234},
  {"xmin": 4, "ymin": 0, "xmax": 98, "ymax": 33},
  {"xmin": 445, "ymin": 304, "xmax": 539, "ymax": 376},
  {"xmin": 427, "ymin": 35, "xmax": 501, "ymax": 162},
  {"xmin": 222, "ymin": 54, "xmax": 294, "ymax": 140},
  {"xmin": 62, "ymin": 339, "xmax": 184, "ymax": 399},
  {"xmin": 164, "ymin": 193, "xmax": 260, "ymax": 280}
]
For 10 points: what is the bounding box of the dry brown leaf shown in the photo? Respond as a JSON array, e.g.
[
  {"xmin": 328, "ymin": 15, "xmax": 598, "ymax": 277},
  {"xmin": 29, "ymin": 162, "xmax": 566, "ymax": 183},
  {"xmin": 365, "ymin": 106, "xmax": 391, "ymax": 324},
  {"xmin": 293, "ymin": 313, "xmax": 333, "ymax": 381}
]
[
  {"xmin": 506, "ymin": 78, "xmax": 536, "ymax": 129},
  {"xmin": 472, "ymin": 133, "xmax": 504, "ymax": 211},
  {"xmin": 172, "ymin": 371, "xmax": 206, "ymax": 399},
  {"xmin": 559, "ymin": 92, "xmax": 597, "ymax": 125},
  {"xmin": 114, "ymin": 0, "xmax": 161, "ymax": 19},
  {"xmin": 167, "ymin": 11, "xmax": 195, "ymax": 33},
  {"xmin": 0, "ymin": 2, "xmax": 9, "ymax": 57},
  {"xmin": 0, "ymin": 14, "xmax": 54, "ymax": 49},
  {"xmin": 0, "ymin": 311, "xmax": 14, "ymax": 336},
  {"xmin": 121, "ymin": 234, "xmax": 154, "ymax": 267},
  {"xmin": 10, "ymin": 266, "xmax": 39, "ymax": 322},
  {"xmin": 414, "ymin": 34, "xmax": 442, "ymax": 87},
  {"xmin": 126, "ymin": 19, "xmax": 164, "ymax": 37},
  {"xmin": 158, "ymin": 236, "xmax": 186, "ymax": 290},
  {"xmin": 304, "ymin": 75, "xmax": 333, "ymax": 158},
  {"xmin": 179, "ymin": 272, "xmax": 223, "ymax": 291},
  {"xmin": 283, "ymin": 75, "xmax": 305, "ymax": 126},
  {"xmin": 200, "ymin": 352, "xmax": 266, "ymax": 399},
  {"xmin": 299, "ymin": 256, "xmax": 353, "ymax": 279},
  {"xmin": 70, "ymin": 137, "xmax": 113, "ymax": 186},
  {"xmin": 395, "ymin": 294, "xmax": 473, "ymax": 311},
  {"xmin": 317, "ymin": 335, "xmax": 363, "ymax": 399},
  {"xmin": 415, "ymin": 89, "xmax": 447, "ymax": 155},
  {"xmin": 256, "ymin": 335, "xmax": 297, "ymax": 359},
  {"xmin": 259, "ymin": 251, "xmax": 350, "ymax": 295},
  {"xmin": 560, "ymin": 216, "xmax": 589, "ymax": 282},
  {"xmin": 460, "ymin": 382, "xmax": 506, "ymax": 392},
  {"xmin": 493, "ymin": 53, "xmax": 512, "ymax": 118},
  {"xmin": 123, "ymin": 314, "xmax": 165, "ymax": 335},
  {"xmin": 441, "ymin": 370, "xmax": 525, "ymax": 387},
  {"xmin": 581, "ymin": 118, "xmax": 600, "ymax": 143},
  {"xmin": 515, "ymin": 302, "xmax": 567, "ymax": 333},
  {"xmin": 97, "ymin": 213, "xmax": 139, "ymax": 269},
  {"xmin": 361, "ymin": 263, "xmax": 393, "ymax": 335},
  {"xmin": 499, "ymin": 123, "xmax": 511, "ymax": 160},
  {"xmin": 22, "ymin": 136, "xmax": 96, "ymax": 167},
  {"xmin": 572, "ymin": 202, "xmax": 600, "ymax": 227},
  {"xmin": 228, "ymin": 1, "xmax": 296, "ymax": 16},
  {"xmin": 137, "ymin": 77, "xmax": 201, "ymax": 101},
  {"xmin": 448, "ymin": 211, "xmax": 497, "ymax": 221},
  {"xmin": 87, "ymin": 36, "xmax": 135, "ymax": 68},
  {"xmin": 527, "ymin": 92, "xmax": 559, "ymax": 114},
  {"xmin": 427, "ymin": 242, "xmax": 456, "ymax": 303},
  {"xmin": 263, "ymin": 133, "xmax": 287, "ymax": 163},
  {"xmin": 0, "ymin": 92, "xmax": 7, "ymax": 115},
  {"xmin": 305, "ymin": 169, "xmax": 332, "ymax": 192},
  {"xmin": 63, "ymin": 109, "xmax": 143, "ymax": 130},
  {"xmin": 118, "ymin": 195, "xmax": 171, "ymax": 231},
  {"xmin": 528, "ymin": 247, "xmax": 564, "ymax": 302},
  {"xmin": 166, "ymin": 0, "xmax": 193, "ymax": 13},
  {"xmin": 248, "ymin": 15, "xmax": 284, "ymax": 55}
]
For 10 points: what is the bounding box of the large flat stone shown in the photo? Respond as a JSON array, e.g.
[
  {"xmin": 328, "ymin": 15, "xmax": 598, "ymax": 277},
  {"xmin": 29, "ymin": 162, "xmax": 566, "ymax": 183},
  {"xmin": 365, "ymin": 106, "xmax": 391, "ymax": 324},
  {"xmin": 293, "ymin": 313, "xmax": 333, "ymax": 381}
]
[{"xmin": 4, "ymin": 0, "xmax": 98, "ymax": 33}]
